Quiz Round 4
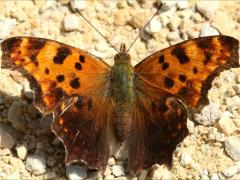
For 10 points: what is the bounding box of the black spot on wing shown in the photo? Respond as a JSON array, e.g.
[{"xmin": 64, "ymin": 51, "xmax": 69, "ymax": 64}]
[
  {"xmin": 56, "ymin": 75, "xmax": 65, "ymax": 82},
  {"xmin": 159, "ymin": 55, "xmax": 165, "ymax": 63},
  {"xmin": 203, "ymin": 51, "xmax": 212, "ymax": 65},
  {"xmin": 79, "ymin": 55, "xmax": 85, "ymax": 63},
  {"xmin": 54, "ymin": 47, "xmax": 71, "ymax": 64},
  {"xmin": 162, "ymin": 62, "xmax": 169, "ymax": 70},
  {"xmin": 70, "ymin": 77, "xmax": 80, "ymax": 89},
  {"xmin": 75, "ymin": 63, "xmax": 82, "ymax": 70},
  {"xmin": 28, "ymin": 38, "xmax": 46, "ymax": 50},
  {"xmin": 45, "ymin": 68, "xmax": 49, "ymax": 75},
  {"xmin": 179, "ymin": 74, "xmax": 187, "ymax": 82},
  {"xmin": 171, "ymin": 47, "xmax": 189, "ymax": 64},
  {"xmin": 193, "ymin": 67, "xmax": 198, "ymax": 74},
  {"xmin": 197, "ymin": 38, "xmax": 213, "ymax": 49},
  {"xmin": 164, "ymin": 77, "xmax": 174, "ymax": 88}
]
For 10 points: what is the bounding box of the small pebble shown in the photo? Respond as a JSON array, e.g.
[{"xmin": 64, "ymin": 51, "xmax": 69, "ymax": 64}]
[
  {"xmin": 200, "ymin": 24, "xmax": 219, "ymax": 37},
  {"xmin": 177, "ymin": 0, "xmax": 189, "ymax": 9},
  {"xmin": 180, "ymin": 152, "xmax": 192, "ymax": 166},
  {"xmin": 111, "ymin": 165, "xmax": 125, "ymax": 177},
  {"xmin": 167, "ymin": 31, "xmax": 180, "ymax": 41},
  {"xmin": 66, "ymin": 165, "xmax": 87, "ymax": 180},
  {"xmin": 0, "ymin": 126, "xmax": 15, "ymax": 149},
  {"xmin": 71, "ymin": 0, "xmax": 86, "ymax": 11},
  {"xmin": 194, "ymin": 102, "xmax": 220, "ymax": 126},
  {"xmin": 105, "ymin": 175, "xmax": 115, "ymax": 180},
  {"xmin": 218, "ymin": 116, "xmax": 236, "ymax": 136},
  {"xmin": 63, "ymin": 14, "xmax": 80, "ymax": 31},
  {"xmin": 46, "ymin": 156, "xmax": 56, "ymax": 167},
  {"xmin": 26, "ymin": 155, "xmax": 47, "ymax": 175},
  {"xmin": 7, "ymin": 101, "xmax": 26, "ymax": 132},
  {"xmin": 225, "ymin": 136, "xmax": 240, "ymax": 161},
  {"xmin": 9, "ymin": 157, "xmax": 25, "ymax": 171},
  {"xmin": 0, "ymin": 18, "xmax": 16, "ymax": 39},
  {"xmin": 223, "ymin": 164, "xmax": 239, "ymax": 177},
  {"xmin": 145, "ymin": 16, "xmax": 162, "ymax": 34},
  {"xmin": 108, "ymin": 157, "xmax": 116, "ymax": 166},
  {"xmin": 196, "ymin": 1, "xmax": 219, "ymax": 19},
  {"xmin": 16, "ymin": 144, "xmax": 28, "ymax": 160},
  {"xmin": 210, "ymin": 173, "xmax": 219, "ymax": 180},
  {"xmin": 6, "ymin": 172, "xmax": 20, "ymax": 180},
  {"xmin": 44, "ymin": 171, "xmax": 57, "ymax": 180},
  {"xmin": 226, "ymin": 96, "xmax": 240, "ymax": 109}
]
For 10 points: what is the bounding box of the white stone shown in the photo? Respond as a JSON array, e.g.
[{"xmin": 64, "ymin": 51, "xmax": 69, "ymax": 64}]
[
  {"xmin": 95, "ymin": 42, "xmax": 109, "ymax": 53},
  {"xmin": 0, "ymin": 71, "xmax": 23, "ymax": 97},
  {"xmin": 167, "ymin": 31, "xmax": 180, "ymax": 41},
  {"xmin": 157, "ymin": 0, "xmax": 177, "ymax": 11},
  {"xmin": 71, "ymin": 0, "xmax": 86, "ymax": 11},
  {"xmin": 66, "ymin": 165, "xmax": 87, "ymax": 180},
  {"xmin": 108, "ymin": 157, "xmax": 116, "ymax": 166},
  {"xmin": 225, "ymin": 136, "xmax": 240, "ymax": 161},
  {"xmin": 151, "ymin": 165, "xmax": 171, "ymax": 179},
  {"xmin": 16, "ymin": 144, "xmax": 28, "ymax": 160},
  {"xmin": 8, "ymin": 101, "xmax": 26, "ymax": 132},
  {"xmin": 177, "ymin": 0, "xmax": 189, "ymax": 9},
  {"xmin": 111, "ymin": 165, "xmax": 125, "ymax": 177},
  {"xmin": 233, "ymin": 85, "xmax": 240, "ymax": 94},
  {"xmin": 6, "ymin": 172, "xmax": 20, "ymax": 180},
  {"xmin": 200, "ymin": 24, "xmax": 219, "ymax": 37},
  {"xmin": 168, "ymin": 15, "xmax": 181, "ymax": 31},
  {"xmin": 196, "ymin": 1, "xmax": 219, "ymax": 19},
  {"xmin": 63, "ymin": 14, "xmax": 80, "ymax": 31},
  {"xmin": 0, "ymin": 126, "xmax": 15, "ymax": 149},
  {"xmin": 226, "ymin": 96, "xmax": 240, "ymax": 108},
  {"xmin": 44, "ymin": 171, "xmax": 56, "ymax": 179},
  {"xmin": 180, "ymin": 152, "xmax": 192, "ymax": 166},
  {"xmin": 194, "ymin": 102, "xmax": 220, "ymax": 126},
  {"xmin": 210, "ymin": 173, "xmax": 220, "ymax": 180},
  {"xmin": 105, "ymin": 175, "xmax": 115, "ymax": 180},
  {"xmin": 0, "ymin": 18, "xmax": 16, "ymax": 39},
  {"xmin": 145, "ymin": 16, "xmax": 162, "ymax": 34},
  {"xmin": 9, "ymin": 157, "xmax": 25, "ymax": 171},
  {"xmin": 218, "ymin": 116, "xmax": 236, "ymax": 136},
  {"xmin": 223, "ymin": 165, "xmax": 239, "ymax": 177},
  {"xmin": 187, "ymin": 120, "xmax": 195, "ymax": 134},
  {"xmin": 26, "ymin": 155, "xmax": 47, "ymax": 175}
]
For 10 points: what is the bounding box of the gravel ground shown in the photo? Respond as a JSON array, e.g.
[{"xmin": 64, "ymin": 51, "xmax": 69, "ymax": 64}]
[{"xmin": 0, "ymin": 0, "xmax": 240, "ymax": 179}]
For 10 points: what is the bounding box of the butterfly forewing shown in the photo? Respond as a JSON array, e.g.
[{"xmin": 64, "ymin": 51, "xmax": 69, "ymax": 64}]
[
  {"xmin": 134, "ymin": 35, "xmax": 239, "ymax": 111},
  {"xmin": 1, "ymin": 36, "xmax": 113, "ymax": 171}
]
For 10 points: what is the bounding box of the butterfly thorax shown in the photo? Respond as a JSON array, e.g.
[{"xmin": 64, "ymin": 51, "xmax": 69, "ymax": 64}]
[{"xmin": 111, "ymin": 44, "xmax": 134, "ymax": 102}]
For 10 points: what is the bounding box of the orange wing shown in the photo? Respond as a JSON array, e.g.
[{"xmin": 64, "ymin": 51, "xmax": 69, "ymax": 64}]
[
  {"xmin": 128, "ymin": 35, "xmax": 239, "ymax": 174},
  {"xmin": 134, "ymin": 35, "xmax": 239, "ymax": 111},
  {"xmin": 1, "ymin": 37, "xmax": 112, "ymax": 171}
]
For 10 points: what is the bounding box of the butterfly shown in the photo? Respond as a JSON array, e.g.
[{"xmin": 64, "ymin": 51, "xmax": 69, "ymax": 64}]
[{"xmin": 1, "ymin": 35, "xmax": 239, "ymax": 175}]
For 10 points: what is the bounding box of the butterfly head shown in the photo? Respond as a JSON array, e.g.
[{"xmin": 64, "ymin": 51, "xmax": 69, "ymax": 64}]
[{"xmin": 114, "ymin": 43, "xmax": 131, "ymax": 65}]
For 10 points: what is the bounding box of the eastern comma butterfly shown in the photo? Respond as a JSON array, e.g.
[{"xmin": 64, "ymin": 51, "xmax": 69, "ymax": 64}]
[{"xmin": 0, "ymin": 8, "xmax": 239, "ymax": 176}]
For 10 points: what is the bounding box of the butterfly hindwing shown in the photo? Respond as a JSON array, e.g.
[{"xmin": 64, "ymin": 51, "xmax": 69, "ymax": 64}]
[
  {"xmin": 1, "ymin": 36, "xmax": 112, "ymax": 171},
  {"xmin": 128, "ymin": 94, "xmax": 188, "ymax": 174}
]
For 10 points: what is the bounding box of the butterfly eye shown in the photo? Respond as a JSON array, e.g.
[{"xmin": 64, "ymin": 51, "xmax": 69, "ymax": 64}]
[{"xmin": 114, "ymin": 54, "xmax": 120, "ymax": 61}]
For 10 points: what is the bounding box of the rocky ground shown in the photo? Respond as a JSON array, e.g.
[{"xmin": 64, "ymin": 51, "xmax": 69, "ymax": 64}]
[{"xmin": 0, "ymin": 0, "xmax": 240, "ymax": 179}]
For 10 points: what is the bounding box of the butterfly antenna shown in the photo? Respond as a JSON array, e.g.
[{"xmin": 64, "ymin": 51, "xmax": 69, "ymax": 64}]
[
  {"xmin": 75, "ymin": 9, "xmax": 119, "ymax": 53},
  {"xmin": 126, "ymin": 4, "xmax": 163, "ymax": 53}
]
